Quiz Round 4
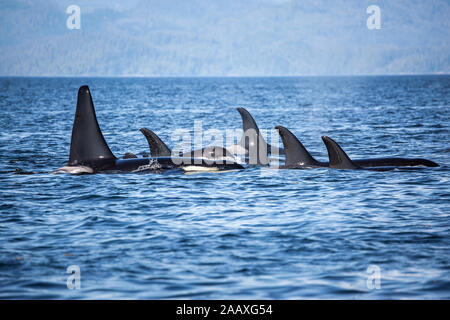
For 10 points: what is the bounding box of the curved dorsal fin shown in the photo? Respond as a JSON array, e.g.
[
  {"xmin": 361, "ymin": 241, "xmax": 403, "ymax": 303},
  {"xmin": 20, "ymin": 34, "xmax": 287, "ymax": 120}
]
[
  {"xmin": 321, "ymin": 136, "xmax": 360, "ymax": 169},
  {"xmin": 237, "ymin": 107, "xmax": 268, "ymax": 146},
  {"xmin": 237, "ymin": 107, "xmax": 269, "ymax": 165},
  {"xmin": 238, "ymin": 107, "xmax": 260, "ymax": 134},
  {"xmin": 139, "ymin": 128, "xmax": 172, "ymax": 157},
  {"xmin": 68, "ymin": 86, "xmax": 116, "ymax": 166},
  {"xmin": 275, "ymin": 126, "xmax": 319, "ymax": 166}
]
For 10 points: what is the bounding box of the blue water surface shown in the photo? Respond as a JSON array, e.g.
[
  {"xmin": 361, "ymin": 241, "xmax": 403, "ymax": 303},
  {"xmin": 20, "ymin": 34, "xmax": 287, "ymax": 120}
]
[{"xmin": 0, "ymin": 76, "xmax": 449, "ymax": 299}]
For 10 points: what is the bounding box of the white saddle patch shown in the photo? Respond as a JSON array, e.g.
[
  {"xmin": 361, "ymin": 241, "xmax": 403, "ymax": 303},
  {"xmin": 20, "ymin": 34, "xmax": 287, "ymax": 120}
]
[
  {"xmin": 52, "ymin": 166, "xmax": 94, "ymax": 174},
  {"xmin": 182, "ymin": 166, "xmax": 219, "ymax": 172}
]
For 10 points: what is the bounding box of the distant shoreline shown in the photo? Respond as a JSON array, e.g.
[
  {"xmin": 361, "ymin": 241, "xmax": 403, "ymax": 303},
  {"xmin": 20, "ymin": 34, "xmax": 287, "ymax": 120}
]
[{"xmin": 0, "ymin": 73, "xmax": 449, "ymax": 79}]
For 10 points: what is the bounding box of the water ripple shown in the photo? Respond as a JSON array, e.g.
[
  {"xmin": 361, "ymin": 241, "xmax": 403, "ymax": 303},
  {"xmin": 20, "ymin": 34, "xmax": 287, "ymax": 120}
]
[{"xmin": 0, "ymin": 76, "xmax": 449, "ymax": 299}]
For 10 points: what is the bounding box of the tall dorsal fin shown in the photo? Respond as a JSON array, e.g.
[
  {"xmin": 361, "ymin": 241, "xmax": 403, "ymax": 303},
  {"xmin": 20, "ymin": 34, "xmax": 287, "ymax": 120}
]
[
  {"xmin": 275, "ymin": 126, "xmax": 320, "ymax": 166},
  {"xmin": 237, "ymin": 107, "xmax": 269, "ymax": 165},
  {"xmin": 68, "ymin": 86, "xmax": 116, "ymax": 166},
  {"xmin": 238, "ymin": 107, "xmax": 260, "ymax": 134},
  {"xmin": 321, "ymin": 136, "xmax": 360, "ymax": 169},
  {"xmin": 139, "ymin": 128, "xmax": 172, "ymax": 157}
]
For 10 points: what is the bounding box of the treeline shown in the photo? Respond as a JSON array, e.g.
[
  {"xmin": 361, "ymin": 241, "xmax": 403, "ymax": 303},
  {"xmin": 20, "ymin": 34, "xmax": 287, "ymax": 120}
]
[{"xmin": 1, "ymin": 0, "xmax": 449, "ymax": 76}]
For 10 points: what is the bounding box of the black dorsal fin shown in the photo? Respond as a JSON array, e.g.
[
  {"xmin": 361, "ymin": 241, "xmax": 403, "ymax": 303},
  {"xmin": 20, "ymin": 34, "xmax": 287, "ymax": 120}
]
[
  {"xmin": 275, "ymin": 126, "xmax": 320, "ymax": 167},
  {"xmin": 237, "ymin": 107, "xmax": 269, "ymax": 165},
  {"xmin": 68, "ymin": 86, "xmax": 115, "ymax": 166},
  {"xmin": 238, "ymin": 107, "xmax": 260, "ymax": 135},
  {"xmin": 321, "ymin": 136, "xmax": 360, "ymax": 169},
  {"xmin": 139, "ymin": 128, "xmax": 172, "ymax": 157},
  {"xmin": 237, "ymin": 107, "xmax": 268, "ymax": 148}
]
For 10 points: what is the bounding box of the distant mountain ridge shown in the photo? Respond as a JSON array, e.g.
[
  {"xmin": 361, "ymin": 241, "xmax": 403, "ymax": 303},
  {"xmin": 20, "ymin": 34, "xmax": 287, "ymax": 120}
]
[{"xmin": 0, "ymin": 0, "xmax": 449, "ymax": 76}]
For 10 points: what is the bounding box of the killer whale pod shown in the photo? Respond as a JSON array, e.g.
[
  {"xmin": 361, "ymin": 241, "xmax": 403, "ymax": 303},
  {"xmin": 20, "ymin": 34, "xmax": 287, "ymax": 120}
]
[
  {"xmin": 143, "ymin": 107, "xmax": 283, "ymax": 166},
  {"xmin": 139, "ymin": 128, "xmax": 235, "ymax": 161},
  {"xmin": 56, "ymin": 86, "xmax": 243, "ymax": 174},
  {"xmin": 275, "ymin": 126, "xmax": 439, "ymax": 169},
  {"xmin": 55, "ymin": 86, "xmax": 438, "ymax": 173}
]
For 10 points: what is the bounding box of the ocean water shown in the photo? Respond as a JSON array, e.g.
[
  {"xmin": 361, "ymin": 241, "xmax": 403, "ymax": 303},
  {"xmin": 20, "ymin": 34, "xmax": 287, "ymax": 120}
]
[{"xmin": 0, "ymin": 76, "xmax": 449, "ymax": 299}]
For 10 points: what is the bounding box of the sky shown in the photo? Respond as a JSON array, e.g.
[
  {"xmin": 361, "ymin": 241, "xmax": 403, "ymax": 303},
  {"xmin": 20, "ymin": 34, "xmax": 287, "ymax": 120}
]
[{"xmin": 0, "ymin": 0, "xmax": 449, "ymax": 76}]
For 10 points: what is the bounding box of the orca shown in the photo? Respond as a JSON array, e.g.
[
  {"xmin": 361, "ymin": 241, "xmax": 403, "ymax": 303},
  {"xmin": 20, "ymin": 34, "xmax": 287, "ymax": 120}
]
[
  {"xmin": 321, "ymin": 136, "xmax": 439, "ymax": 170},
  {"xmin": 275, "ymin": 126, "xmax": 439, "ymax": 169},
  {"xmin": 139, "ymin": 128, "xmax": 236, "ymax": 162},
  {"xmin": 54, "ymin": 86, "xmax": 243, "ymax": 174},
  {"xmin": 226, "ymin": 107, "xmax": 284, "ymax": 165}
]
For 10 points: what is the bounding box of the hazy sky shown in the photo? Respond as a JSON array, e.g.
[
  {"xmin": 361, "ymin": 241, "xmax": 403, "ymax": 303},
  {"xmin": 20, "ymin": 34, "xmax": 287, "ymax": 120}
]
[{"xmin": 0, "ymin": 0, "xmax": 449, "ymax": 76}]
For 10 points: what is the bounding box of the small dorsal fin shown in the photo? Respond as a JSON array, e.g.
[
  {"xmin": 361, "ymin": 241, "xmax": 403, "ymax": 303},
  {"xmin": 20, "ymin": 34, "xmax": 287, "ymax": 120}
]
[
  {"xmin": 275, "ymin": 126, "xmax": 320, "ymax": 167},
  {"xmin": 237, "ymin": 107, "xmax": 269, "ymax": 165},
  {"xmin": 68, "ymin": 86, "xmax": 116, "ymax": 166},
  {"xmin": 139, "ymin": 128, "xmax": 172, "ymax": 157},
  {"xmin": 123, "ymin": 152, "xmax": 138, "ymax": 159},
  {"xmin": 321, "ymin": 136, "xmax": 360, "ymax": 169}
]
